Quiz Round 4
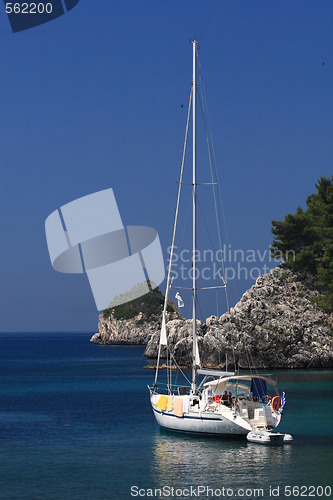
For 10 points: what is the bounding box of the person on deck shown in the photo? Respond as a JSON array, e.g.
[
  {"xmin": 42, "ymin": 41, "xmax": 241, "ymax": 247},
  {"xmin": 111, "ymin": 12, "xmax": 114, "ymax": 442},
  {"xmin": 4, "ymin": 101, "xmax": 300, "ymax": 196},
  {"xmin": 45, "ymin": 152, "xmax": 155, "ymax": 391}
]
[{"xmin": 222, "ymin": 390, "xmax": 228, "ymax": 402}]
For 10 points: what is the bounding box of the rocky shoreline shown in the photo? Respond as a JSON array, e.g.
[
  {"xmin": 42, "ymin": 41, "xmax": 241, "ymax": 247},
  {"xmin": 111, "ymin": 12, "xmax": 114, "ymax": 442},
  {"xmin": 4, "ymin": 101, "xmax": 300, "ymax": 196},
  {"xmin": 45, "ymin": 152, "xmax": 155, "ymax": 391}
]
[{"xmin": 90, "ymin": 267, "xmax": 333, "ymax": 369}]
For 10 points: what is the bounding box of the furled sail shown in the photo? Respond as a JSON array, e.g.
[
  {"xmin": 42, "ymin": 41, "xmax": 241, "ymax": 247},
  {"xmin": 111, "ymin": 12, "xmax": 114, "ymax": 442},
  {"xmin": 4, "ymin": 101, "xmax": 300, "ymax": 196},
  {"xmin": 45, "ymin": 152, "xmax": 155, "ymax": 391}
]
[
  {"xmin": 159, "ymin": 313, "xmax": 167, "ymax": 346},
  {"xmin": 195, "ymin": 337, "xmax": 201, "ymax": 366}
]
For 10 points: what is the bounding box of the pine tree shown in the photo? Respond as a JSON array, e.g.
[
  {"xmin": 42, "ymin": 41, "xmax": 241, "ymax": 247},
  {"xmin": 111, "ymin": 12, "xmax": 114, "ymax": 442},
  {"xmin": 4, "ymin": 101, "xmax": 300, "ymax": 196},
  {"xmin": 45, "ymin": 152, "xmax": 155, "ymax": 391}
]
[{"xmin": 271, "ymin": 175, "xmax": 333, "ymax": 311}]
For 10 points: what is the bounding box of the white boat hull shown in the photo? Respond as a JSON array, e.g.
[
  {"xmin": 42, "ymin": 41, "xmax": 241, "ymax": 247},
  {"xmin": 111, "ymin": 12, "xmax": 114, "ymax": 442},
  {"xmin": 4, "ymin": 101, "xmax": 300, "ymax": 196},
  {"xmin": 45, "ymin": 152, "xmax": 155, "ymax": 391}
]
[{"xmin": 152, "ymin": 404, "xmax": 252, "ymax": 436}]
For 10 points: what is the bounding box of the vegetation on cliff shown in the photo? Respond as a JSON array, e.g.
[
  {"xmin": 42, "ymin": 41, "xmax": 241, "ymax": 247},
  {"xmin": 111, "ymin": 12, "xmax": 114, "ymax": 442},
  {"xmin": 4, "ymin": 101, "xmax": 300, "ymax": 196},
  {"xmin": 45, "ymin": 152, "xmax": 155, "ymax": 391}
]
[
  {"xmin": 271, "ymin": 175, "xmax": 333, "ymax": 312},
  {"xmin": 102, "ymin": 285, "xmax": 177, "ymax": 324}
]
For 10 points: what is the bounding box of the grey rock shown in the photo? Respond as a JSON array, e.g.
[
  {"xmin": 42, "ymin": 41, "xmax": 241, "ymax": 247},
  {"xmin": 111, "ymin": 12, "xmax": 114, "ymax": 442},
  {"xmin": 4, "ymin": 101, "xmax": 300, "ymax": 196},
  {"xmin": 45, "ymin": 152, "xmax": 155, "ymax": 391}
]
[
  {"xmin": 144, "ymin": 267, "xmax": 333, "ymax": 369},
  {"xmin": 90, "ymin": 312, "xmax": 160, "ymax": 345},
  {"xmin": 91, "ymin": 267, "xmax": 333, "ymax": 369}
]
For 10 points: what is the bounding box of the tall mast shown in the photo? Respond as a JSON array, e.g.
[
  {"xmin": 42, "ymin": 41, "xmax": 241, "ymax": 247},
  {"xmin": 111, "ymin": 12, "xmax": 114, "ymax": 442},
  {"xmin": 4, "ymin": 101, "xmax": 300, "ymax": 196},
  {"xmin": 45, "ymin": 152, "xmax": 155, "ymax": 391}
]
[{"xmin": 192, "ymin": 40, "xmax": 197, "ymax": 394}]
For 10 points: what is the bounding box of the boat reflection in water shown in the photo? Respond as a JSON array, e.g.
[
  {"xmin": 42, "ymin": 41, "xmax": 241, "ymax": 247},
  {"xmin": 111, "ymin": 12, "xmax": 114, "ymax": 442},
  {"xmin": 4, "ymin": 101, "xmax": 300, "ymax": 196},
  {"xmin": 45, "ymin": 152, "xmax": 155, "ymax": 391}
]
[{"xmin": 151, "ymin": 431, "xmax": 292, "ymax": 493}]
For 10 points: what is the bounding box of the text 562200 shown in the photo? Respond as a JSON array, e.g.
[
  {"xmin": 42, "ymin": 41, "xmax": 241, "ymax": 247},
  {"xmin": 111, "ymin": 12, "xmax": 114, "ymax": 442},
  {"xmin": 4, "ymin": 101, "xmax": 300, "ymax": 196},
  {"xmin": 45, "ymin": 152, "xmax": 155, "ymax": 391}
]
[{"xmin": 5, "ymin": 3, "xmax": 53, "ymax": 14}]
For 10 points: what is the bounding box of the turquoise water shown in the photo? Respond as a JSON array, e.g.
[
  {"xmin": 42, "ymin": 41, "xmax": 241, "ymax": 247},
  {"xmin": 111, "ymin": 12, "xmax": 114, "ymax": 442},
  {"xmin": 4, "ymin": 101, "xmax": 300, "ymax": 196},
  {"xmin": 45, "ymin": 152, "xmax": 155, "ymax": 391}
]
[{"xmin": 0, "ymin": 333, "xmax": 332, "ymax": 499}]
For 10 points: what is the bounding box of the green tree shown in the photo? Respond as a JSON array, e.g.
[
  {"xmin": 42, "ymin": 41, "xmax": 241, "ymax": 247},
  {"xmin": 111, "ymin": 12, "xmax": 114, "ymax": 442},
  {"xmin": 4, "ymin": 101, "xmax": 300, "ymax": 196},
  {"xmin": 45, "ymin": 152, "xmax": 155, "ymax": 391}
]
[
  {"xmin": 316, "ymin": 243, "xmax": 333, "ymax": 312},
  {"xmin": 271, "ymin": 175, "xmax": 333, "ymax": 311},
  {"xmin": 271, "ymin": 206, "xmax": 315, "ymax": 268}
]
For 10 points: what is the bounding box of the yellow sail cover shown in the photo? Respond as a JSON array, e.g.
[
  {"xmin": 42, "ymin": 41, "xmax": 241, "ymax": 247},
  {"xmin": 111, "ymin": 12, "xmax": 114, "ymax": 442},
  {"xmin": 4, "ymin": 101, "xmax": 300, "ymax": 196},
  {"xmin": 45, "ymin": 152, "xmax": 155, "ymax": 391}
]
[{"xmin": 156, "ymin": 395, "xmax": 168, "ymax": 411}]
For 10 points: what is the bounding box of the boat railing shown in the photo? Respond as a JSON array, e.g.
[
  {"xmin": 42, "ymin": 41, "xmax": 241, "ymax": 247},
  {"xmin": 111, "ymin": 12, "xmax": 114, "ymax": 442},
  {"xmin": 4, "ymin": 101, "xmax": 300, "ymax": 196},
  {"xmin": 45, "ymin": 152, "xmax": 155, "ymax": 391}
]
[{"xmin": 149, "ymin": 382, "xmax": 191, "ymax": 395}]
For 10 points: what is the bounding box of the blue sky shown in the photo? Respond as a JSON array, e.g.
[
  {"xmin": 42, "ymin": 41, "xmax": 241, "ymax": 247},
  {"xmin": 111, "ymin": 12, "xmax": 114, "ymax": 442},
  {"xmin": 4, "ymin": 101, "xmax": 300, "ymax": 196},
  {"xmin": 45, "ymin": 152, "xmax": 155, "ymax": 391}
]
[{"xmin": 0, "ymin": 0, "xmax": 332, "ymax": 332}]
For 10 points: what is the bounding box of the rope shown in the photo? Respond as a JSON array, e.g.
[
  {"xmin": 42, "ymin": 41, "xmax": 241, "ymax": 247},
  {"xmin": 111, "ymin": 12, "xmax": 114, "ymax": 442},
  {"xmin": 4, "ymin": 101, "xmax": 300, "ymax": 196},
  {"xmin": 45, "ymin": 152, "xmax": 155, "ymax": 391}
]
[
  {"xmin": 155, "ymin": 86, "xmax": 193, "ymax": 386},
  {"xmin": 169, "ymin": 349, "xmax": 192, "ymax": 385},
  {"xmin": 197, "ymin": 192, "xmax": 217, "ymax": 252},
  {"xmin": 196, "ymin": 54, "xmax": 230, "ymax": 312}
]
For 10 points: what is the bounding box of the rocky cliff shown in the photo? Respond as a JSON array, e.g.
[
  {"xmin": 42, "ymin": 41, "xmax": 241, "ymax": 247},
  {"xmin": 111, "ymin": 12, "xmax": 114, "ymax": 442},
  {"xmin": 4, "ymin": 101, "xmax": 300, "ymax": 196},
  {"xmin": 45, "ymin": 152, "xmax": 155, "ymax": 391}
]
[
  {"xmin": 90, "ymin": 314, "xmax": 159, "ymax": 346},
  {"xmin": 91, "ymin": 267, "xmax": 333, "ymax": 369},
  {"xmin": 90, "ymin": 286, "xmax": 180, "ymax": 346}
]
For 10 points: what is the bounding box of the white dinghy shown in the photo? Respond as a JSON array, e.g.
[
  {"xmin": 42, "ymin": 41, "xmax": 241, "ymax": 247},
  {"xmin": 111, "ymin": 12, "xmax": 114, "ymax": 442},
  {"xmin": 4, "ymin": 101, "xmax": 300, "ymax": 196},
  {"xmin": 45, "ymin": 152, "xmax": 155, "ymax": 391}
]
[{"xmin": 247, "ymin": 430, "xmax": 293, "ymax": 445}]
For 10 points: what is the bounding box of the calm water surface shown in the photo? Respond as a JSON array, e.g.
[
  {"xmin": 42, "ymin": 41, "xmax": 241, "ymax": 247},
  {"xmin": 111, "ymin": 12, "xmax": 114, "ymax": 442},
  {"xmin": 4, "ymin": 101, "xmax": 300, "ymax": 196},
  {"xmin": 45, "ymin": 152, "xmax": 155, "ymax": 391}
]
[{"xmin": 0, "ymin": 333, "xmax": 332, "ymax": 500}]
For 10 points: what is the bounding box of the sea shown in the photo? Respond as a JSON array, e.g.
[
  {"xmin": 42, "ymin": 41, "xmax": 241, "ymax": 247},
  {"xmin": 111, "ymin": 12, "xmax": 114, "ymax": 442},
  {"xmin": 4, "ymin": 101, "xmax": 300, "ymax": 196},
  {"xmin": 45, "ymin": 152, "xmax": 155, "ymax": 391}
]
[{"xmin": 0, "ymin": 332, "xmax": 332, "ymax": 500}]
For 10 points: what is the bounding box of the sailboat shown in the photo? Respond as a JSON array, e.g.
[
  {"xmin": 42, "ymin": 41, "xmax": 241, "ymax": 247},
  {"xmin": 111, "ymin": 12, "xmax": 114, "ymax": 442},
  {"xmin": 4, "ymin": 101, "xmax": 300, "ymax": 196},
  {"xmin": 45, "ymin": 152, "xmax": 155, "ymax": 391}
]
[{"xmin": 149, "ymin": 41, "xmax": 292, "ymax": 443}]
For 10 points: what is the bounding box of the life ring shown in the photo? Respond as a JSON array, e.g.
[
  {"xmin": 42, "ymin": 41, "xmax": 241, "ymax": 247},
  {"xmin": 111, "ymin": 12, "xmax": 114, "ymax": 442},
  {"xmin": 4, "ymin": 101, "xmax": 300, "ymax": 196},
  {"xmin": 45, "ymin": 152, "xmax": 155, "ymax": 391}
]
[{"xmin": 271, "ymin": 396, "xmax": 281, "ymax": 412}]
